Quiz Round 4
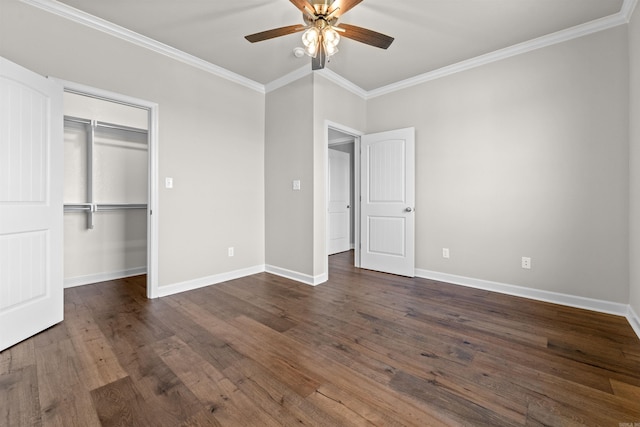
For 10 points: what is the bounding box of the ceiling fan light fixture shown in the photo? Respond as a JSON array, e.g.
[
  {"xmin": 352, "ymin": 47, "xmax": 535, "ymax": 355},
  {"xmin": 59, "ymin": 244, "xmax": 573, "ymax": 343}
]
[
  {"xmin": 302, "ymin": 27, "xmax": 320, "ymax": 57},
  {"xmin": 302, "ymin": 26, "xmax": 319, "ymax": 45},
  {"xmin": 245, "ymin": 0, "xmax": 394, "ymax": 70},
  {"xmin": 322, "ymin": 26, "xmax": 340, "ymax": 57},
  {"xmin": 323, "ymin": 26, "xmax": 339, "ymax": 44}
]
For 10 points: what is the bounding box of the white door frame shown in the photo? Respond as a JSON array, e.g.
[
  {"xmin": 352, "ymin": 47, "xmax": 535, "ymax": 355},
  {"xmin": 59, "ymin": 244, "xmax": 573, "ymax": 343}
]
[
  {"xmin": 324, "ymin": 120, "xmax": 362, "ymax": 278},
  {"xmin": 56, "ymin": 79, "xmax": 160, "ymax": 298}
]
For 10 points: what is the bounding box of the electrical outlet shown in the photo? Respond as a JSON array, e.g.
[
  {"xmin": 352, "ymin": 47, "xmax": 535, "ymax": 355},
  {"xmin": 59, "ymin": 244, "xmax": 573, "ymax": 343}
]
[
  {"xmin": 521, "ymin": 256, "xmax": 531, "ymax": 269},
  {"xmin": 442, "ymin": 248, "xmax": 450, "ymax": 259},
  {"xmin": 228, "ymin": 247, "xmax": 234, "ymax": 257}
]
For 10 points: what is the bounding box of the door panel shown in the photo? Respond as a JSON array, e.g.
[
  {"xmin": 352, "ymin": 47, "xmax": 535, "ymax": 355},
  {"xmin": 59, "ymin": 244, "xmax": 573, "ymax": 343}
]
[
  {"xmin": 328, "ymin": 149, "xmax": 351, "ymax": 255},
  {"xmin": 0, "ymin": 57, "xmax": 63, "ymax": 351},
  {"xmin": 360, "ymin": 128, "xmax": 415, "ymax": 277}
]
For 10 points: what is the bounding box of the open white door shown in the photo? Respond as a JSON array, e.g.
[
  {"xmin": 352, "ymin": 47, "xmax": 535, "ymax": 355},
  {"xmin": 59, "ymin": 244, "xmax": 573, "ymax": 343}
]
[
  {"xmin": 360, "ymin": 127, "xmax": 415, "ymax": 277},
  {"xmin": 0, "ymin": 57, "xmax": 64, "ymax": 351},
  {"xmin": 328, "ymin": 149, "xmax": 351, "ymax": 255}
]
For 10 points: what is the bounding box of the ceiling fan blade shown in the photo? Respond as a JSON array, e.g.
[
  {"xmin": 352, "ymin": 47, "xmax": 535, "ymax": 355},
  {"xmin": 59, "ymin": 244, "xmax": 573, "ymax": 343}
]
[
  {"xmin": 330, "ymin": 0, "xmax": 364, "ymax": 18},
  {"xmin": 245, "ymin": 25, "xmax": 306, "ymax": 43},
  {"xmin": 290, "ymin": 0, "xmax": 315, "ymax": 17},
  {"xmin": 337, "ymin": 23, "xmax": 394, "ymax": 49},
  {"xmin": 312, "ymin": 44, "xmax": 327, "ymax": 70}
]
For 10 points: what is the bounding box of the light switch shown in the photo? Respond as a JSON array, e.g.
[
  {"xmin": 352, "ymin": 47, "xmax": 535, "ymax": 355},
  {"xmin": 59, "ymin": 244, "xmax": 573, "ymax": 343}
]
[
  {"xmin": 293, "ymin": 180, "xmax": 301, "ymax": 191},
  {"xmin": 165, "ymin": 177, "xmax": 173, "ymax": 189}
]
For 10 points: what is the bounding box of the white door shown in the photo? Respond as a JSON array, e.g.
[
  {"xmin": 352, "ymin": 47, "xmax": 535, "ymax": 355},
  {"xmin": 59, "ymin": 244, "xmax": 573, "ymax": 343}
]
[
  {"xmin": 0, "ymin": 57, "xmax": 64, "ymax": 351},
  {"xmin": 360, "ymin": 127, "xmax": 415, "ymax": 277},
  {"xmin": 328, "ymin": 149, "xmax": 351, "ymax": 255}
]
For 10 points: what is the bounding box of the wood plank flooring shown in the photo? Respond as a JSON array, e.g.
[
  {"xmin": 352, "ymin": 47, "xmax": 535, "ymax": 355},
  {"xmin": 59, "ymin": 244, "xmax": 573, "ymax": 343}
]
[{"xmin": 2, "ymin": 251, "xmax": 640, "ymax": 426}]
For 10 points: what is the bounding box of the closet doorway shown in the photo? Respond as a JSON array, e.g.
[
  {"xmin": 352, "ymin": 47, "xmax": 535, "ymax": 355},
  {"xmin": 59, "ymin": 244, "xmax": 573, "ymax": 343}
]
[{"xmin": 60, "ymin": 82, "xmax": 158, "ymax": 298}]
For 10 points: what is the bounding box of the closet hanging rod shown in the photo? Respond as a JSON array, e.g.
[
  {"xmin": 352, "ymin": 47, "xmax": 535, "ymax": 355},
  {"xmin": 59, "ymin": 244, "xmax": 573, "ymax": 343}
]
[
  {"xmin": 64, "ymin": 115, "xmax": 147, "ymax": 134},
  {"xmin": 63, "ymin": 203, "xmax": 93, "ymax": 212},
  {"xmin": 95, "ymin": 204, "xmax": 147, "ymax": 211},
  {"xmin": 64, "ymin": 203, "xmax": 148, "ymax": 213}
]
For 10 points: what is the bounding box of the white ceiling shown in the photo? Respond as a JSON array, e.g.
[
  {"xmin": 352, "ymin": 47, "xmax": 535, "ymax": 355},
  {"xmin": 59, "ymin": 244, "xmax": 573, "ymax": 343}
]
[{"xmin": 52, "ymin": 0, "xmax": 626, "ymax": 91}]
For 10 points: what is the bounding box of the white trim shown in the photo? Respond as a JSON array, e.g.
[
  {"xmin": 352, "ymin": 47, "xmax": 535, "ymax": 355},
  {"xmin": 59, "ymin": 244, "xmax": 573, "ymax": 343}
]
[
  {"xmin": 263, "ymin": 66, "xmax": 368, "ymax": 96},
  {"xmin": 325, "ymin": 121, "xmax": 364, "ymax": 139},
  {"xmin": 64, "ymin": 267, "xmax": 146, "ymax": 288},
  {"xmin": 416, "ymin": 269, "xmax": 629, "ymax": 317},
  {"xmin": 315, "ymin": 68, "xmax": 368, "ymax": 99},
  {"xmin": 622, "ymin": 0, "xmax": 639, "ymax": 21},
  {"xmin": 628, "ymin": 305, "xmax": 640, "ymax": 341},
  {"xmin": 20, "ymin": 0, "xmax": 264, "ymax": 94},
  {"xmin": 21, "ymin": 0, "xmax": 637, "ymax": 99},
  {"xmin": 56, "ymin": 78, "xmax": 157, "ymax": 109},
  {"xmin": 324, "ymin": 121, "xmax": 363, "ymax": 273},
  {"xmin": 329, "ymin": 136, "xmax": 355, "ymax": 146},
  {"xmin": 366, "ymin": 9, "xmax": 632, "ymax": 99},
  {"xmin": 265, "ymin": 66, "xmax": 311, "ymax": 93},
  {"xmin": 146, "ymin": 102, "xmax": 160, "ymax": 299},
  {"xmin": 55, "ymin": 78, "xmax": 161, "ymax": 299},
  {"xmin": 265, "ymin": 265, "xmax": 327, "ymax": 286},
  {"xmin": 156, "ymin": 265, "xmax": 265, "ymax": 298}
]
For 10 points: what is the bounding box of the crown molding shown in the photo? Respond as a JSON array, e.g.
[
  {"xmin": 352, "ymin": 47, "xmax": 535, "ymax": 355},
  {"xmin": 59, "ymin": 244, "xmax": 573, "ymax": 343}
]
[
  {"xmin": 264, "ymin": 66, "xmax": 311, "ymax": 93},
  {"xmin": 366, "ymin": 6, "xmax": 632, "ymax": 99},
  {"xmin": 622, "ymin": 0, "xmax": 639, "ymax": 21},
  {"xmin": 263, "ymin": 66, "xmax": 368, "ymax": 99},
  {"xmin": 315, "ymin": 68, "xmax": 368, "ymax": 99},
  {"xmin": 20, "ymin": 0, "xmax": 265, "ymax": 94},
  {"xmin": 21, "ymin": 0, "xmax": 637, "ymax": 100}
]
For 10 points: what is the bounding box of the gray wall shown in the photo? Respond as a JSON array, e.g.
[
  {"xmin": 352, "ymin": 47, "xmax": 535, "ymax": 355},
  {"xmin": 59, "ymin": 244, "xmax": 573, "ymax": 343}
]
[
  {"xmin": 265, "ymin": 74, "xmax": 366, "ymax": 281},
  {"xmin": 630, "ymin": 4, "xmax": 640, "ymax": 317},
  {"xmin": 366, "ymin": 27, "xmax": 630, "ymax": 303},
  {"xmin": 0, "ymin": 0, "xmax": 266, "ymax": 289},
  {"xmin": 265, "ymin": 76, "xmax": 315, "ymax": 275}
]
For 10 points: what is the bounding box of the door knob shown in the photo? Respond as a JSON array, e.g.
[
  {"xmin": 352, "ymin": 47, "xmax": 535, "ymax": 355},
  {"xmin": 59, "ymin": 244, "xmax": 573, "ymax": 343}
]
[{"xmin": 405, "ymin": 207, "xmax": 413, "ymax": 212}]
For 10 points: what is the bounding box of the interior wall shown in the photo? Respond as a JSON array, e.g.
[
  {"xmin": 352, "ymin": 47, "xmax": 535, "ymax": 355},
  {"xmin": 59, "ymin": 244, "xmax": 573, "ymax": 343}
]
[
  {"xmin": 63, "ymin": 92, "xmax": 148, "ymax": 284},
  {"xmin": 366, "ymin": 26, "xmax": 630, "ymax": 303},
  {"xmin": 265, "ymin": 75, "xmax": 315, "ymax": 276},
  {"xmin": 0, "ymin": 0, "xmax": 265, "ymax": 289},
  {"xmin": 264, "ymin": 73, "xmax": 365, "ymax": 281},
  {"xmin": 313, "ymin": 74, "xmax": 366, "ymax": 278},
  {"xmin": 629, "ymin": 3, "xmax": 640, "ymax": 318}
]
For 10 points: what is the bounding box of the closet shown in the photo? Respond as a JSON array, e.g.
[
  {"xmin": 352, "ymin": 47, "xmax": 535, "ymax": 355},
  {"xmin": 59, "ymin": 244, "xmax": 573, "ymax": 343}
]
[{"xmin": 63, "ymin": 92, "xmax": 148, "ymax": 287}]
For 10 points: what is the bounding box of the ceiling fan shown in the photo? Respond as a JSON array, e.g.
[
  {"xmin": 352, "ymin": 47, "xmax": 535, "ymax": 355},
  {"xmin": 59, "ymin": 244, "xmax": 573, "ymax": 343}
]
[{"xmin": 244, "ymin": 0, "xmax": 394, "ymax": 70}]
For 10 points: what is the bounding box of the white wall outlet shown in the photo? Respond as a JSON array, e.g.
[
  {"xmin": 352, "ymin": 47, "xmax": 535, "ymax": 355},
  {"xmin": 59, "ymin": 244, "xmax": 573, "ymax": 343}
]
[
  {"xmin": 442, "ymin": 248, "xmax": 450, "ymax": 259},
  {"xmin": 228, "ymin": 247, "xmax": 234, "ymax": 257},
  {"xmin": 165, "ymin": 177, "xmax": 173, "ymax": 189},
  {"xmin": 522, "ymin": 256, "xmax": 531, "ymax": 269},
  {"xmin": 292, "ymin": 179, "xmax": 301, "ymax": 191}
]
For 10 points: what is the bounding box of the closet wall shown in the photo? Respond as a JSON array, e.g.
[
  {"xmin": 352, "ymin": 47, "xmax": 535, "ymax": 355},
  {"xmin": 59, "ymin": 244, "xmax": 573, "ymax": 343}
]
[{"xmin": 63, "ymin": 92, "xmax": 148, "ymax": 287}]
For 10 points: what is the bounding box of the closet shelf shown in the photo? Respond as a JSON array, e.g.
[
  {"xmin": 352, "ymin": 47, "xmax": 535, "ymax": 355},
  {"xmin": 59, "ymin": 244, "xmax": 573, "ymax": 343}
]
[
  {"xmin": 64, "ymin": 116, "xmax": 147, "ymax": 134},
  {"xmin": 64, "ymin": 115, "xmax": 148, "ymax": 230}
]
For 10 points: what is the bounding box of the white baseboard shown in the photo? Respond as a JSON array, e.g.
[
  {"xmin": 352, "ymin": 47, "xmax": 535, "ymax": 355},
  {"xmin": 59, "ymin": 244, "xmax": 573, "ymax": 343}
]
[
  {"xmin": 628, "ymin": 305, "xmax": 640, "ymax": 340},
  {"xmin": 415, "ymin": 269, "xmax": 630, "ymax": 317},
  {"xmin": 265, "ymin": 265, "xmax": 327, "ymax": 286},
  {"xmin": 155, "ymin": 265, "xmax": 265, "ymax": 298},
  {"xmin": 64, "ymin": 267, "xmax": 147, "ymax": 288}
]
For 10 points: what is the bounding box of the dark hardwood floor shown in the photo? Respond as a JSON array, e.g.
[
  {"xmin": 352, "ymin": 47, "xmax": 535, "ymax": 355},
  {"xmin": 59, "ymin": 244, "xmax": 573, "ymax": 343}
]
[{"xmin": 2, "ymin": 251, "xmax": 640, "ymax": 426}]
